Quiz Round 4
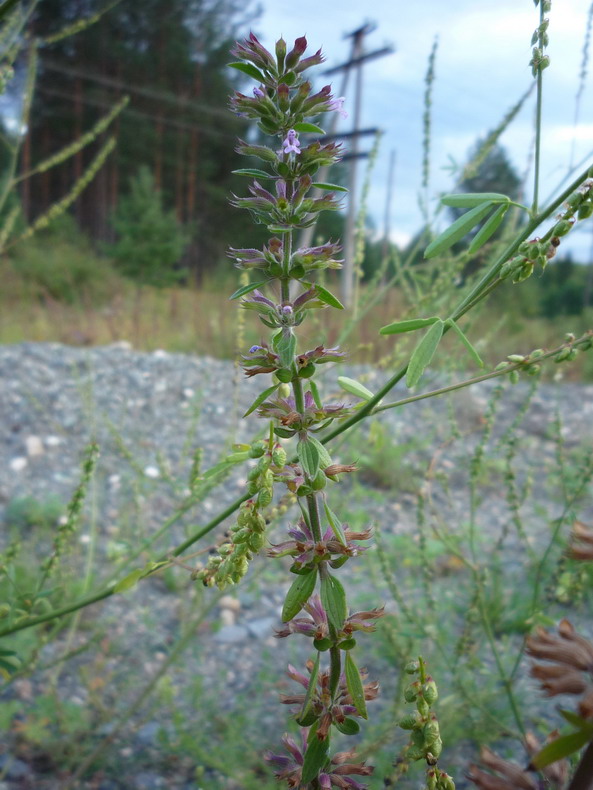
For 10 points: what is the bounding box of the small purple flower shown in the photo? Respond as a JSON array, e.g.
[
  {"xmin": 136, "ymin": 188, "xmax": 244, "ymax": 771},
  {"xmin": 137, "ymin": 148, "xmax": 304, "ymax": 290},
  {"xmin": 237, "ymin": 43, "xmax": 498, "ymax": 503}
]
[
  {"xmin": 328, "ymin": 96, "xmax": 348, "ymax": 118},
  {"xmin": 253, "ymin": 86, "xmax": 265, "ymax": 98},
  {"xmin": 249, "ymin": 345, "xmax": 263, "ymax": 353},
  {"xmin": 281, "ymin": 129, "xmax": 301, "ymax": 155}
]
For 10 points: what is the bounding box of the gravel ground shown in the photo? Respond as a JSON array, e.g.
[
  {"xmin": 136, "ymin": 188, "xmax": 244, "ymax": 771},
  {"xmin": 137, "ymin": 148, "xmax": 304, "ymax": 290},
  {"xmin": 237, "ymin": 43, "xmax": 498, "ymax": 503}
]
[{"xmin": 0, "ymin": 343, "xmax": 592, "ymax": 790}]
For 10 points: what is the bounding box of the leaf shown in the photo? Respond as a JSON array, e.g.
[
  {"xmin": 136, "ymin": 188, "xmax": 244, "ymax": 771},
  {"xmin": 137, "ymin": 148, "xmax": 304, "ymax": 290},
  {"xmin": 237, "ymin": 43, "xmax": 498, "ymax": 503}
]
[
  {"xmin": 468, "ymin": 203, "xmax": 509, "ymax": 254},
  {"xmin": 337, "ymin": 376, "xmax": 374, "ymax": 401},
  {"xmin": 406, "ymin": 319, "xmax": 444, "ymax": 388},
  {"xmin": 201, "ymin": 460, "xmax": 234, "ymax": 480},
  {"xmin": 314, "ymin": 284, "xmax": 344, "ymax": 309},
  {"xmin": 424, "ymin": 201, "xmax": 495, "ymax": 259},
  {"xmin": 320, "ymin": 573, "xmax": 347, "ymax": 632},
  {"xmin": 0, "ymin": 649, "xmax": 21, "ymax": 679},
  {"xmin": 335, "ymin": 717, "xmax": 360, "ymax": 735},
  {"xmin": 324, "ymin": 502, "xmax": 347, "ymax": 547},
  {"xmin": 559, "ymin": 709, "xmax": 593, "ymax": 729},
  {"xmin": 275, "ymin": 330, "xmax": 296, "ymax": 368},
  {"xmin": 297, "ymin": 653, "xmax": 320, "ymax": 725},
  {"xmin": 306, "ymin": 435, "xmax": 333, "ymax": 469},
  {"xmin": 379, "ymin": 316, "xmax": 440, "ymax": 335},
  {"xmin": 228, "ymin": 61, "xmax": 267, "ymax": 82},
  {"xmin": 114, "ymin": 568, "xmax": 144, "ymax": 594},
  {"xmin": 531, "ymin": 728, "xmax": 593, "ymax": 769},
  {"xmin": 281, "ymin": 569, "xmax": 317, "ymax": 621},
  {"xmin": 446, "ymin": 319, "xmax": 484, "ymax": 368},
  {"xmin": 301, "ymin": 730, "xmax": 330, "ymax": 784},
  {"xmin": 231, "ymin": 168, "xmax": 273, "ymax": 179},
  {"xmin": 298, "ymin": 437, "xmax": 320, "ymax": 478},
  {"xmin": 309, "ymin": 380, "xmax": 323, "ymax": 409},
  {"xmin": 345, "ymin": 652, "xmax": 368, "ymax": 719},
  {"xmin": 229, "ymin": 280, "xmax": 268, "ymax": 300},
  {"xmin": 440, "ymin": 192, "xmax": 510, "ymax": 208},
  {"xmin": 312, "ymin": 182, "xmax": 349, "ymax": 193},
  {"xmin": 293, "ymin": 121, "xmax": 326, "ymax": 134},
  {"xmin": 243, "ymin": 383, "xmax": 280, "ymax": 418}
]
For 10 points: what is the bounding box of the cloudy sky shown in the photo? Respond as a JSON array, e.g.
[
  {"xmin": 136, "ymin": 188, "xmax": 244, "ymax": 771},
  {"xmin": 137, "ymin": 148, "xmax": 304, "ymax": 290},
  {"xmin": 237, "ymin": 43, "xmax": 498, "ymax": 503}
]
[{"xmin": 256, "ymin": 0, "xmax": 593, "ymax": 258}]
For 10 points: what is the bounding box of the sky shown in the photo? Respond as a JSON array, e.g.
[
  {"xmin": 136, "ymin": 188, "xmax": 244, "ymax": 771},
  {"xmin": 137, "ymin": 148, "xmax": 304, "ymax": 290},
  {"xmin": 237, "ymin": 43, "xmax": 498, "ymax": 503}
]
[{"xmin": 255, "ymin": 0, "xmax": 593, "ymax": 259}]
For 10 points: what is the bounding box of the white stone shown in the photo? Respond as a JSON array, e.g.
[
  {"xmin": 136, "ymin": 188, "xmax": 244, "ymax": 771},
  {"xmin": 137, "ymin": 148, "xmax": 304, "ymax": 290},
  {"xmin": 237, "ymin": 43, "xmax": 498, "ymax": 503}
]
[
  {"xmin": 144, "ymin": 466, "xmax": 160, "ymax": 479},
  {"xmin": 25, "ymin": 436, "xmax": 44, "ymax": 457},
  {"xmin": 9, "ymin": 457, "xmax": 27, "ymax": 472},
  {"xmin": 183, "ymin": 387, "xmax": 195, "ymax": 399},
  {"xmin": 219, "ymin": 595, "xmax": 241, "ymax": 612},
  {"xmin": 220, "ymin": 609, "xmax": 235, "ymax": 627},
  {"xmin": 153, "ymin": 349, "xmax": 167, "ymax": 359},
  {"xmin": 45, "ymin": 435, "xmax": 62, "ymax": 447}
]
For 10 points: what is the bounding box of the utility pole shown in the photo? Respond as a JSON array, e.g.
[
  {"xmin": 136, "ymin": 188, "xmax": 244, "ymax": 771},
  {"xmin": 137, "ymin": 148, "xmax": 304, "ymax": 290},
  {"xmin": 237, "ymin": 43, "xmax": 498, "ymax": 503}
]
[{"xmin": 297, "ymin": 23, "xmax": 393, "ymax": 306}]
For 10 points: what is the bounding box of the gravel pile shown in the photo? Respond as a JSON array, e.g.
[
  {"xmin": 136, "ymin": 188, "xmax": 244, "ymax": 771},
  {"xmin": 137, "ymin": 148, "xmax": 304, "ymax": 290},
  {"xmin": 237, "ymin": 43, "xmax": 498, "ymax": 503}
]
[{"xmin": 0, "ymin": 342, "xmax": 592, "ymax": 790}]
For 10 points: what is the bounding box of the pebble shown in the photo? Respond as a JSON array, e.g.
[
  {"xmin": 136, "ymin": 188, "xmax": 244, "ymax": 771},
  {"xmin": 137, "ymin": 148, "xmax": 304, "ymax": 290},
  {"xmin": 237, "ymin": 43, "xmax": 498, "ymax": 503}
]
[
  {"xmin": 25, "ymin": 435, "xmax": 44, "ymax": 456},
  {"xmin": 8, "ymin": 457, "xmax": 26, "ymax": 471},
  {"xmin": 219, "ymin": 595, "xmax": 241, "ymax": 612},
  {"xmin": 246, "ymin": 616, "xmax": 275, "ymax": 639},
  {"xmin": 212, "ymin": 625, "xmax": 249, "ymax": 644}
]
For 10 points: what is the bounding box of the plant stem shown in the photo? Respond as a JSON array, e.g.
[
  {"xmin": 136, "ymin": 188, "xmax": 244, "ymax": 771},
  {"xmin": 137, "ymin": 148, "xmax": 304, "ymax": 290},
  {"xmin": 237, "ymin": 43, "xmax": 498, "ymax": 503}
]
[
  {"xmin": 532, "ymin": 1, "xmax": 545, "ymax": 216},
  {"xmin": 306, "ymin": 493, "xmax": 322, "ymax": 543},
  {"xmin": 567, "ymin": 740, "xmax": 593, "ymax": 790}
]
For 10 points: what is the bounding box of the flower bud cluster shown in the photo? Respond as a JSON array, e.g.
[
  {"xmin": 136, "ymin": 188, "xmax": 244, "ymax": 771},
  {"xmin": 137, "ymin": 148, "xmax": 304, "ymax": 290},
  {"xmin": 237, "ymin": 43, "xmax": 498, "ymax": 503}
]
[
  {"xmin": 529, "ymin": 5, "xmax": 550, "ymax": 76},
  {"xmin": 500, "ymin": 181, "xmax": 593, "ymax": 283},
  {"xmin": 399, "ymin": 659, "xmax": 455, "ymax": 789}
]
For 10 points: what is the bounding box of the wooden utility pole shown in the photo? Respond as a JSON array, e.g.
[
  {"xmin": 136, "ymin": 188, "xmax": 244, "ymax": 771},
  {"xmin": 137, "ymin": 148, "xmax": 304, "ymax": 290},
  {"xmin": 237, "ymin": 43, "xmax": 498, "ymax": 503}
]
[{"xmin": 297, "ymin": 23, "xmax": 393, "ymax": 306}]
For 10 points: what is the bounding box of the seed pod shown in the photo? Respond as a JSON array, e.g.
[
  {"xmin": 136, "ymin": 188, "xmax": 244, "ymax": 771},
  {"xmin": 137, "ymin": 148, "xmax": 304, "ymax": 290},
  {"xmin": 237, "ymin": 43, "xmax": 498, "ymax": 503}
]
[
  {"xmin": 404, "ymin": 685, "xmax": 419, "ymax": 703},
  {"xmin": 423, "ymin": 680, "xmax": 438, "ymax": 704},
  {"xmin": 513, "ymin": 262, "xmax": 533, "ymax": 283},
  {"xmin": 399, "ymin": 712, "xmax": 422, "ymax": 730},
  {"xmin": 232, "ymin": 528, "xmax": 250, "ymax": 544},
  {"xmin": 509, "ymin": 370, "xmax": 520, "ymax": 385},
  {"xmin": 555, "ymin": 346, "xmax": 572, "ymax": 363},
  {"xmin": 406, "ymin": 745, "xmax": 426, "ymax": 761},
  {"xmin": 405, "ymin": 660, "xmax": 420, "ymax": 674},
  {"xmin": 428, "ymin": 737, "xmax": 443, "ymax": 758},
  {"xmin": 416, "ymin": 697, "xmax": 430, "ymax": 717},
  {"xmin": 578, "ymin": 202, "xmax": 593, "ymax": 219},
  {"xmin": 423, "ymin": 719, "xmax": 440, "ymax": 745},
  {"xmin": 247, "ymin": 480, "xmax": 260, "ymax": 496},
  {"xmin": 258, "ymin": 487, "xmax": 273, "ymax": 507},
  {"xmin": 439, "ymin": 774, "xmax": 456, "ymax": 790},
  {"xmin": 272, "ymin": 445, "xmax": 287, "ymax": 468},
  {"xmin": 311, "ymin": 470, "xmax": 327, "ymax": 491},
  {"xmin": 249, "ymin": 443, "xmax": 265, "ymax": 458},
  {"xmin": 256, "ymin": 454, "xmax": 272, "ymax": 474},
  {"xmin": 507, "ymin": 354, "xmax": 525, "ymax": 363},
  {"xmin": 552, "ymin": 220, "xmax": 572, "ymax": 237},
  {"xmin": 567, "ymin": 193, "xmax": 584, "ymax": 209},
  {"xmin": 248, "ymin": 531, "xmax": 265, "ymax": 551}
]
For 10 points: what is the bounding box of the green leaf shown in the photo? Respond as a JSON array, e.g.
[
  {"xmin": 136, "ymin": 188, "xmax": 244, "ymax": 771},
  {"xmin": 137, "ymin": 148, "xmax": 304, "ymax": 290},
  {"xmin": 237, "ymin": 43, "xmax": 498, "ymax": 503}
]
[
  {"xmin": 281, "ymin": 569, "xmax": 317, "ymax": 621},
  {"xmin": 312, "ymin": 182, "xmax": 349, "ymax": 193},
  {"xmin": 406, "ymin": 319, "xmax": 444, "ymax": 388},
  {"xmin": 243, "ymin": 383, "xmax": 280, "ymax": 418},
  {"xmin": 468, "ymin": 203, "xmax": 509, "ymax": 254},
  {"xmin": 424, "ymin": 202, "xmax": 494, "ymax": 259},
  {"xmin": 228, "ymin": 61, "xmax": 267, "ymax": 82},
  {"xmin": 293, "ymin": 121, "xmax": 326, "ymax": 134},
  {"xmin": 314, "ymin": 284, "xmax": 345, "ymax": 309},
  {"xmin": 301, "ymin": 729, "xmax": 330, "ymax": 784},
  {"xmin": 335, "ymin": 717, "xmax": 360, "ymax": 735},
  {"xmin": 440, "ymin": 192, "xmax": 510, "ymax": 207},
  {"xmin": 275, "ymin": 330, "xmax": 296, "ymax": 368},
  {"xmin": 0, "ymin": 649, "xmax": 21, "ymax": 679},
  {"xmin": 231, "ymin": 168, "xmax": 274, "ymax": 179},
  {"xmin": 337, "ymin": 376, "xmax": 374, "ymax": 401},
  {"xmin": 306, "ymin": 435, "xmax": 333, "ymax": 469},
  {"xmin": 445, "ymin": 319, "xmax": 484, "ymax": 368},
  {"xmin": 229, "ymin": 280, "xmax": 268, "ymax": 300},
  {"xmin": 324, "ymin": 502, "xmax": 347, "ymax": 547},
  {"xmin": 345, "ymin": 652, "xmax": 368, "ymax": 719},
  {"xmin": 309, "ymin": 380, "xmax": 323, "ymax": 409},
  {"xmin": 114, "ymin": 568, "xmax": 144, "ymax": 593},
  {"xmin": 320, "ymin": 573, "xmax": 347, "ymax": 632},
  {"xmin": 266, "ymin": 225, "xmax": 291, "ymax": 234},
  {"xmin": 298, "ymin": 437, "xmax": 320, "ymax": 478},
  {"xmin": 531, "ymin": 728, "xmax": 593, "ymax": 769},
  {"xmin": 201, "ymin": 460, "xmax": 234, "ymax": 480},
  {"xmin": 297, "ymin": 653, "xmax": 320, "ymax": 725},
  {"xmin": 559, "ymin": 709, "xmax": 593, "ymax": 729},
  {"xmin": 379, "ymin": 317, "xmax": 440, "ymax": 335}
]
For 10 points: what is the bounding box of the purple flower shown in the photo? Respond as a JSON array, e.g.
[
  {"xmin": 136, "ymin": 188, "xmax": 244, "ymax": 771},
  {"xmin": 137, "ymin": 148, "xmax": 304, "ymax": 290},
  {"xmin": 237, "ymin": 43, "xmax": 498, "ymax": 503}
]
[
  {"xmin": 253, "ymin": 86, "xmax": 265, "ymax": 98},
  {"xmin": 281, "ymin": 129, "xmax": 301, "ymax": 155},
  {"xmin": 266, "ymin": 517, "xmax": 372, "ymax": 568},
  {"xmin": 328, "ymin": 96, "xmax": 348, "ymax": 118},
  {"xmin": 265, "ymin": 730, "xmax": 373, "ymax": 789}
]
